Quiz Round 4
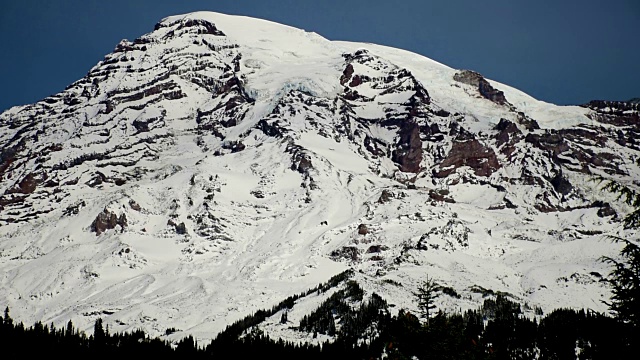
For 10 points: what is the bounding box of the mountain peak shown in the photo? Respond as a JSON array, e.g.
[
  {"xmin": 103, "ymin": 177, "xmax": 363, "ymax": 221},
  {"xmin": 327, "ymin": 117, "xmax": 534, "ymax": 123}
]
[{"xmin": 0, "ymin": 11, "xmax": 638, "ymax": 342}]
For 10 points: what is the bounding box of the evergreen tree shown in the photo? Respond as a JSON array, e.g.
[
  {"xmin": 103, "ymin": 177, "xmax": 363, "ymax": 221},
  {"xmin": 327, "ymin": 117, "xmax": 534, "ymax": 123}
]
[
  {"xmin": 414, "ymin": 276, "xmax": 441, "ymax": 325},
  {"xmin": 3, "ymin": 306, "xmax": 11, "ymax": 326},
  {"xmin": 600, "ymin": 179, "xmax": 640, "ymax": 346},
  {"xmin": 66, "ymin": 320, "xmax": 74, "ymax": 337},
  {"xmin": 601, "ymin": 238, "xmax": 640, "ymax": 333},
  {"xmin": 601, "ymin": 179, "xmax": 640, "ymax": 229},
  {"xmin": 93, "ymin": 318, "xmax": 105, "ymax": 341}
]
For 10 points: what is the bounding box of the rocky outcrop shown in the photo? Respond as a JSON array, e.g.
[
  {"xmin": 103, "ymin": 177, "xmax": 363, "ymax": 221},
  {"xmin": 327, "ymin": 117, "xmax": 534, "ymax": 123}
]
[
  {"xmin": 168, "ymin": 219, "xmax": 188, "ymax": 234},
  {"xmin": 550, "ymin": 171, "xmax": 573, "ymax": 196},
  {"xmin": 377, "ymin": 189, "xmax": 394, "ymax": 204},
  {"xmin": 364, "ymin": 135, "xmax": 388, "ymax": 157},
  {"xmin": 526, "ymin": 128, "xmax": 624, "ymax": 175},
  {"xmin": 597, "ymin": 204, "xmax": 617, "ymax": 218},
  {"xmin": 429, "ymin": 189, "xmax": 455, "ymax": 203},
  {"xmin": 454, "ymin": 70, "xmax": 508, "ymax": 105},
  {"xmin": 91, "ymin": 209, "xmax": 127, "ymax": 235},
  {"xmin": 330, "ymin": 246, "xmax": 360, "ymax": 262},
  {"xmin": 584, "ymin": 99, "xmax": 640, "ymax": 116},
  {"xmin": 175, "ymin": 19, "xmax": 225, "ymax": 36},
  {"xmin": 436, "ymin": 138, "xmax": 500, "ymax": 178},
  {"xmin": 494, "ymin": 118, "xmax": 523, "ymax": 157},
  {"xmin": 155, "ymin": 18, "xmax": 225, "ymax": 36},
  {"xmin": 525, "ymin": 132, "xmax": 569, "ymax": 158},
  {"xmin": 221, "ymin": 140, "xmax": 246, "ymax": 153},
  {"xmin": 129, "ymin": 200, "xmax": 142, "ymax": 212},
  {"xmin": 391, "ymin": 121, "xmax": 423, "ymax": 173},
  {"xmin": 256, "ymin": 119, "xmax": 285, "ymax": 138},
  {"xmin": 494, "ymin": 119, "xmax": 520, "ymax": 145},
  {"xmin": 85, "ymin": 172, "xmax": 127, "ymax": 188},
  {"xmin": 366, "ymin": 245, "xmax": 387, "ymax": 253},
  {"xmin": 340, "ymin": 64, "xmax": 355, "ymax": 86},
  {"xmin": 15, "ymin": 173, "xmax": 39, "ymax": 194},
  {"xmin": 4, "ymin": 172, "xmax": 49, "ymax": 195},
  {"xmin": 0, "ymin": 144, "xmax": 20, "ymax": 181},
  {"xmin": 291, "ymin": 152, "xmax": 312, "ymax": 174},
  {"xmin": 63, "ymin": 200, "xmax": 86, "ymax": 216}
]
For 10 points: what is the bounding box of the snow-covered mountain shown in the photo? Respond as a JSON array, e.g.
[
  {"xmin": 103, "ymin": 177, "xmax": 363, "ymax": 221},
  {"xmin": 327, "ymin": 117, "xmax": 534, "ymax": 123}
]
[{"xmin": 1, "ymin": 12, "xmax": 638, "ymax": 342}]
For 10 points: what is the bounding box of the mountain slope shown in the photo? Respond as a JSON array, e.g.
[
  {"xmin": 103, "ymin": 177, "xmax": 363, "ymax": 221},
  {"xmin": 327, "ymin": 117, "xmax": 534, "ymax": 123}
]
[{"xmin": 1, "ymin": 12, "xmax": 638, "ymax": 342}]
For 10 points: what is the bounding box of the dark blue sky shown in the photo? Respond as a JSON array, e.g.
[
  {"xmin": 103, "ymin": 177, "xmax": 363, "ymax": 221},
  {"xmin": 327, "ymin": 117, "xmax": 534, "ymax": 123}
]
[{"xmin": 1, "ymin": 0, "xmax": 638, "ymax": 112}]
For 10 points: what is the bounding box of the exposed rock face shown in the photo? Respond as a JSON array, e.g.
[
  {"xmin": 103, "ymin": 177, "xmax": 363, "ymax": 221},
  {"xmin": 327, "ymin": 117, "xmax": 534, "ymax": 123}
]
[
  {"xmin": 453, "ymin": 70, "xmax": 508, "ymax": 105},
  {"xmin": 91, "ymin": 209, "xmax": 127, "ymax": 235},
  {"xmin": 222, "ymin": 140, "xmax": 246, "ymax": 153},
  {"xmin": 364, "ymin": 135, "xmax": 387, "ymax": 157},
  {"xmin": 366, "ymin": 245, "xmax": 386, "ymax": 253},
  {"xmin": 494, "ymin": 118, "xmax": 523, "ymax": 157},
  {"xmin": 154, "ymin": 17, "xmax": 226, "ymax": 36},
  {"xmin": 429, "ymin": 189, "xmax": 455, "ymax": 203},
  {"xmin": 16, "ymin": 173, "xmax": 39, "ymax": 194},
  {"xmin": 63, "ymin": 200, "xmax": 86, "ymax": 216},
  {"xmin": 494, "ymin": 119, "xmax": 521, "ymax": 144},
  {"xmin": 597, "ymin": 204, "xmax": 617, "ymax": 218},
  {"xmin": 168, "ymin": 219, "xmax": 187, "ymax": 234},
  {"xmin": 330, "ymin": 246, "xmax": 360, "ymax": 262},
  {"xmin": 436, "ymin": 138, "xmax": 500, "ymax": 178},
  {"xmin": 585, "ymin": 99, "xmax": 640, "ymax": 116},
  {"xmin": 550, "ymin": 172, "xmax": 573, "ymax": 196},
  {"xmin": 524, "ymin": 127, "xmax": 626, "ymax": 175},
  {"xmin": 525, "ymin": 132, "xmax": 569, "ymax": 158},
  {"xmin": 516, "ymin": 112, "xmax": 540, "ymax": 130},
  {"xmin": 256, "ymin": 119, "xmax": 285, "ymax": 138},
  {"xmin": 391, "ymin": 121, "xmax": 423, "ymax": 173},
  {"xmin": 340, "ymin": 63, "xmax": 355, "ymax": 86},
  {"xmin": 0, "ymin": 145, "xmax": 20, "ymax": 181},
  {"xmin": 289, "ymin": 147, "xmax": 313, "ymax": 174},
  {"xmin": 478, "ymin": 80, "xmax": 508, "ymax": 105},
  {"xmin": 377, "ymin": 189, "xmax": 394, "ymax": 204}
]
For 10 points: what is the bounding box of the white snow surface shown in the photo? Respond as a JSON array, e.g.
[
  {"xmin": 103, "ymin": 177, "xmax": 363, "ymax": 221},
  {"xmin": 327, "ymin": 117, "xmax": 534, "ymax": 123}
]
[{"xmin": 0, "ymin": 11, "xmax": 636, "ymax": 344}]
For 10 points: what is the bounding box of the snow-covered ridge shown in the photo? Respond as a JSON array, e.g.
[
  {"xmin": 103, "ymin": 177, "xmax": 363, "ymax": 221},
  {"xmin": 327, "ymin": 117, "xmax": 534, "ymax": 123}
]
[
  {"xmin": 0, "ymin": 11, "xmax": 638, "ymax": 344},
  {"xmin": 157, "ymin": 11, "xmax": 592, "ymax": 130}
]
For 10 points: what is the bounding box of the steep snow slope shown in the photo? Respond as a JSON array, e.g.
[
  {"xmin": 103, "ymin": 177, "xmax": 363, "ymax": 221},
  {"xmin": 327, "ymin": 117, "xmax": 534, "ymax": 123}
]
[{"xmin": 0, "ymin": 11, "xmax": 638, "ymax": 343}]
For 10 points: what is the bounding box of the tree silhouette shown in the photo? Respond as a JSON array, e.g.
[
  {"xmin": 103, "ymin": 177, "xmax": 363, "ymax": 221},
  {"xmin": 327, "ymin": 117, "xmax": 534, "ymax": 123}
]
[
  {"xmin": 93, "ymin": 318, "xmax": 105, "ymax": 341},
  {"xmin": 3, "ymin": 306, "xmax": 12, "ymax": 326},
  {"xmin": 601, "ymin": 238, "xmax": 640, "ymax": 333},
  {"xmin": 414, "ymin": 276, "xmax": 441, "ymax": 325},
  {"xmin": 600, "ymin": 179, "xmax": 640, "ymax": 344},
  {"xmin": 601, "ymin": 179, "xmax": 640, "ymax": 229}
]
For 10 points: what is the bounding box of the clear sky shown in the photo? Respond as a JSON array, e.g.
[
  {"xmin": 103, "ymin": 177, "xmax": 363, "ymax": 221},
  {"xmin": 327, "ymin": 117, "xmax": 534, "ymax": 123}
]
[{"xmin": 1, "ymin": 0, "xmax": 638, "ymax": 112}]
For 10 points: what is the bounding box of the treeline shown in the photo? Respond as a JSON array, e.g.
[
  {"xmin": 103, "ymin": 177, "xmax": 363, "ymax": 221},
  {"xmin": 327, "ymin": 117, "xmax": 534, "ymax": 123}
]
[
  {"xmin": 207, "ymin": 292, "xmax": 634, "ymax": 359},
  {"xmin": 376, "ymin": 296, "xmax": 633, "ymax": 359},
  {"xmin": 1, "ymin": 295, "xmax": 634, "ymax": 359},
  {"xmin": 0, "ymin": 308, "xmax": 192, "ymax": 359},
  {"xmin": 212, "ymin": 269, "xmax": 354, "ymax": 344}
]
